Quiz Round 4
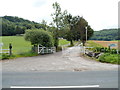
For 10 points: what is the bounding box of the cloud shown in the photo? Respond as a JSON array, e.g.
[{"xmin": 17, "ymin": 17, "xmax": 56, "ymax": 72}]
[{"xmin": 0, "ymin": 0, "xmax": 119, "ymax": 30}]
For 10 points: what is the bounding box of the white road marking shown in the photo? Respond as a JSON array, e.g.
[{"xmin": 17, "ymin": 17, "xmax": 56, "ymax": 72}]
[{"xmin": 11, "ymin": 85, "xmax": 99, "ymax": 88}]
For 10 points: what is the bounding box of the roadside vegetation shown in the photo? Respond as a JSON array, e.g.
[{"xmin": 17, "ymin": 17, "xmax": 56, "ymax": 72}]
[
  {"xmin": 1, "ymin": 36, "xmax": 70, "ymax": 60},
  {"xmin": 86, "ymin": 40, "xmax": 120, "ymax": 64}
]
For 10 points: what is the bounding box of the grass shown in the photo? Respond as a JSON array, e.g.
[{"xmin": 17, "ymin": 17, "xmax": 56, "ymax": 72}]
[
  {"xmin": 1, "ymin": 36, "xmax": 70, "ymax": 54},
  {"xmin": 86, "ymin": 40, "xmax": 119, "ymax": 64},
  {"xmin": 1, "ymin": 36, "xmax": 31, "ymax": 54},
  {"xmin": 59, "ymin": 39, "xmax": 70, "ymax": 46},
  {"xmin": 98, "ymin": 53, "xmax": 120, "ymax": 64},
  {"xmin": 86, "ymin": 40, "xmax": 102, "ymax": 47}
]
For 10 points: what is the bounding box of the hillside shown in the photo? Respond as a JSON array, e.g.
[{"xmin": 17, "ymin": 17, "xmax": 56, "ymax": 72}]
[
  {"xmin": 1, "ymin": 16, "xmax": 46, "ymax": 36},
  {"xmin": 90, "ymin": 29, "xmax": 120, "ymax": 41},
  {"xmin": 1, "ymin": 16, "xmax": 119, "ymax": 41}
]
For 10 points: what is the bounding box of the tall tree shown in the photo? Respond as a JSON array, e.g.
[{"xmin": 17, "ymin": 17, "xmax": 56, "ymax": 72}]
[
  {"xmin": 51, "ymin": 2, "xmax": 63, "ymax": 48},
  {"xmin": 63, "ymin": 14, "xmax": 79, "ymax": 45},
  {"xmin": 41, "ymin": 19, "xmax": 47, "ymax": 30},
  {"xmin": 76, "ymin": 17, "xmax": 94, "ymax": 46}
]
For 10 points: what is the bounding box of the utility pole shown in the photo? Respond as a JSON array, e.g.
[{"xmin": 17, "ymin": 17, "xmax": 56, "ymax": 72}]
[{"xmin": 86, "ymin": 26, "xmax": 87, "ymax": 43}]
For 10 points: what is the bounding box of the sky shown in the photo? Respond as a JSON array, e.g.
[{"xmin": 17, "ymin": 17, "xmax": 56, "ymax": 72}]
[{"xmin": 0, "ymin": 0, "xmax": 119, "ymax": 31}]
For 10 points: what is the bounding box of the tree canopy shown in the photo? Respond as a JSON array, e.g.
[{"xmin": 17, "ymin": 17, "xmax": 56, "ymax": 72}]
[
  {"xmin": 24, "ymin": 29, "xmax": 54, "ymax": 47},
  {"xmin": 1, "ymin": 16, "xmax": 48, "ymax": 36}
]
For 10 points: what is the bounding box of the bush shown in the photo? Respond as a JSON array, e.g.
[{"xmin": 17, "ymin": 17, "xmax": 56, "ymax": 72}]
[
  {"xmin": 98, "ymin": 53, "xmax": 120, "ymax": 64},
  {"xmin": 2, "ymin": 54, "xmax": 16, "ymax": 60},
  {"xmin": 24, "ymin": 29, "xmax": 54, "ymax": 47},
  {"xmin": 94, "ymin": 47, "xmax": 119, "ymax": 54}
]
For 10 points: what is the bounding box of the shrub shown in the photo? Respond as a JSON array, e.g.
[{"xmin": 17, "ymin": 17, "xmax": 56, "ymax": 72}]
[
  {"xmin": 24, "ymin": 29, "xmax": 54, "ymax": 47},
  {"xmin": 98, "ymin": 53, "xmax": 120, "ymax": 64},
  {"xmin": 2, "ymin": 54, "xmax": 16, "ymax": 60}
]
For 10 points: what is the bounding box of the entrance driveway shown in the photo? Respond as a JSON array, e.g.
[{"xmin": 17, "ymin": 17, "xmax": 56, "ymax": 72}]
[{"xmin": 2, "ymin": 46, "xmax": 118, "ymax": 72}]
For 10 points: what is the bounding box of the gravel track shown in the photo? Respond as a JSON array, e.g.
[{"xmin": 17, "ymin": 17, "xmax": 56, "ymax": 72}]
[{"xmin": 2, "ymin": 46, "xmax": 118, "ymax": 72}]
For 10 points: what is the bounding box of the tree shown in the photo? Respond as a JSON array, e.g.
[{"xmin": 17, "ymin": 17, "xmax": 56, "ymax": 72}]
[
  {"xmin": 63, "ymin": 13, "xmax": 79, "ymax": 45},
  {"xmin": 40, "ymin": 19, "xmax": 47, "ymax": 30},
  {"xmin": 24, "ymin": 29, "xmax": 54, "ymax": 47},
  {"xmin": 51, "ymin": 2, "xmax": 63, "ymax": 48},
  {"xmin": 15, "ymin": 26, "xmax": 25, "ymax": 34},
  {"xmin": 76, "ymin": 17, "xmax": 94, "ymax": 46}
]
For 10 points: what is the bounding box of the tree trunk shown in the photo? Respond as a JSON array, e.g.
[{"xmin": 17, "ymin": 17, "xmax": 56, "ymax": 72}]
[
  {"xmin": 70, "ymin": 40, "xmax": 73, "ymax": 46},
  {"xmin": 82, "ymin": 41, "xmax": 85, "ymax": 46}
]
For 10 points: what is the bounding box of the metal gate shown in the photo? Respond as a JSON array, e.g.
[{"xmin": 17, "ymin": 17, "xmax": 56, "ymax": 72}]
[{"xmin": 38, "ymin": 45, "xmax": 56, "ymax": 54}]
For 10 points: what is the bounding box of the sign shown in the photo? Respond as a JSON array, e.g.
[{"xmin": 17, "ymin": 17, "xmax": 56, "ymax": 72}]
[{"xmin": 109, "ymin": 44, "xmax": 117, "ymax": 47}]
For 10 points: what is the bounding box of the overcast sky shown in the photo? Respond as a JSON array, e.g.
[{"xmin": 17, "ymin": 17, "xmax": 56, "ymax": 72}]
[{"xmin": 0, "ymin": 0, "xmax": 119, "ymax": 31}]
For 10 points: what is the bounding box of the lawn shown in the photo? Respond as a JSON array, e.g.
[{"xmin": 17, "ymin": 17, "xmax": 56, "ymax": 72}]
[
  {"xmin": 1, "ymin": 36, "xmax": 31, "ymax": 54},
  {"xmin": 59, "ymin": 39, "xmax": 70, "ymax": 46},
  {"xmin": 1, "ymin": 36, "xmax": 69, "ymax": 54}
]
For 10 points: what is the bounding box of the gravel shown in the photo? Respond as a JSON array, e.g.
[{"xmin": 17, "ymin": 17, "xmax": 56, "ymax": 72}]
[{"xmin": 2, "ymin": 46, "xmax": 118, "ymax": 72}]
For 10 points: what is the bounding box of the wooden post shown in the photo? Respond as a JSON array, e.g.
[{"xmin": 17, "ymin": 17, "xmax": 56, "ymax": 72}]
[{"xmin": 9, "ymin": 43, "xmax": 12, "ymax": 56}]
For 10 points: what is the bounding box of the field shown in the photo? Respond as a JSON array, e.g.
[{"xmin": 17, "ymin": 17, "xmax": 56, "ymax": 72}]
[
  {"xmin": 1, "ymin": 36, "xmax": 31, "ymax": 54},
  {"xmin": 1, "ymin": 36, "xmax": 70, "ymax": 54},
  {"xmin": 88, "ymin": 40, "xmax": 119, "ymax": 49}
]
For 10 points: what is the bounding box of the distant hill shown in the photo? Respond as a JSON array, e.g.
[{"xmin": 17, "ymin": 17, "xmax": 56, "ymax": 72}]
[
  {"xmin": 90, "ymin": 29, "xmax": 120, "ymax": 41},
  {"xmin": 1, "ymin": 16, "xmax": 46, "ymax": 36},
  {"xmin": 1, "ymin": 16, "xmax": 119, "ymax": 41}
]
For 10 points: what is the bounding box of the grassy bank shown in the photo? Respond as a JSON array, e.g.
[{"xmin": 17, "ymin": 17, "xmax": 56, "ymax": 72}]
[
  {"xmin": 1, "ymin": 36, "xmax": 70, "ymax": 59},
  {"xmin": 1, "ymin": 36, "xmax": 70, "ymax": 54},
  {"xmin": 86, "ymin": 40, "xmax": 119, "ymax": 64}
]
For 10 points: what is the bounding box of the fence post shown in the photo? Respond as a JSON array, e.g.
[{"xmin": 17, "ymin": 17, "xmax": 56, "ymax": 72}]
[{"xmin": 9, "ymin": 43, "xmax": 12, "ymax": 56}]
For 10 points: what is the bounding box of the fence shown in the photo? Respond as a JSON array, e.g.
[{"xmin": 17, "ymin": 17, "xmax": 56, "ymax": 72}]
[
  {"xmin": 80, "ymin": 46, "xmax": 93, "ymax": 54},
  {"xmin": 0, "ymin": 49, "xmax": 10, "ymax": 54},
  {"xmin": 38, "ymin": 46, "xmax": 56, "ymax": 54}
]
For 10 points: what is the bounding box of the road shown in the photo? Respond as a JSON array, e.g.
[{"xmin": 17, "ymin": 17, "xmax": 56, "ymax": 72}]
[
  {"xmin": 2, "ymin": 70, "xmax": 118, "ymax": 88},
  {"xmin": 1, "ymin": 46, "xmax": 119, "ymax": 89}
]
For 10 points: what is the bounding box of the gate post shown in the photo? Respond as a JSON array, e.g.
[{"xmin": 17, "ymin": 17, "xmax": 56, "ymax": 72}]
[{"xmin": 9, "ymin": 43, "xmax": 12, "ymax": 56}]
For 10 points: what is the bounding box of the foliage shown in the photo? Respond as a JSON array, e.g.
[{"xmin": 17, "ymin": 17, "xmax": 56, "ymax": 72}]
[
  {"xmin": 1, "ymin": 36, "xmax": 69, "ymax": 55},
  {"xmin": 76, "ymin": 17, "xmax": 94, "ymax": 46},
  {"xmin": 2, "ymin": 54, "xmax": 16, "ymax": 60},
  {"xmin": 24, "ymin": 29, "xmax": 54, "ymax": 47},
  {"xmin": 98, "ymin": 53, "xmax": 120, "ymax": 64},
  {"xmin": 51, "ymin": 2, "xmax": 63, "ymax": 48},
  {"xmin": 90, "ymin": 28, "xmax": 120, "ymax": 41},
  {"xmin": 63, "ymin": 13, "xmax": 80, "ymax": 45},
  {"xmin": 59, "ymin": 39, "xmax": 69, "ymax": 46},
  {"xmin": 1, "ymin": 51, "xmax": 38, "ymax": 60},
  {"xmin": 1, "ymin": 16, "xmax": 48, "ymax": 36}
]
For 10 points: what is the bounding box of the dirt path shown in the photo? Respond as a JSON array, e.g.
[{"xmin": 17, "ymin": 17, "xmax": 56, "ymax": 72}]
[{"xmin": 2, "ymin": 46, "xmax": 118, "ymax": 72}]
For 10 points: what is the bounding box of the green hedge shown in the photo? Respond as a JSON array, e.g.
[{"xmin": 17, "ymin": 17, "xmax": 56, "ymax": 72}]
[
  {"xmin": 98, "ymin": 53, "xmax": 120, "ymax": 64},
  {"xmin": 93, "ymin": 47, "xmax": 119, "ymax": 54}
]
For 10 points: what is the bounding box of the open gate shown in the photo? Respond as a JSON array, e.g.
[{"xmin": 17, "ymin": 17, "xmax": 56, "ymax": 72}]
[{"xmin": 38, "ymin": 45, "xmax": 56, "ymax": 54}]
